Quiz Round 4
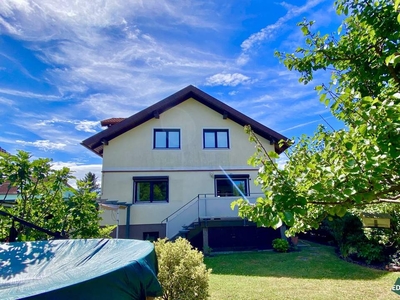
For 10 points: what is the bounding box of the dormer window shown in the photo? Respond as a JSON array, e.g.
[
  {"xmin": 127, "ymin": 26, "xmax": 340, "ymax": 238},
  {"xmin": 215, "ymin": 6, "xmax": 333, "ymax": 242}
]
[
  {"xmin": 203, "ymin": 129, "xmax": 229, "ymax": 149},
  {"xmin": 154, "ymin": 129, "xmax": 180, "ymax": 149}
]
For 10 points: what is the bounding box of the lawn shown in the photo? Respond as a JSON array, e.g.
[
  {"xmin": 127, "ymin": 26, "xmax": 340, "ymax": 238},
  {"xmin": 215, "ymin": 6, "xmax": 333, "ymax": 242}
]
[{"xmin": 204, "ymin": 241, "xmax": 400, "ymax": 300}]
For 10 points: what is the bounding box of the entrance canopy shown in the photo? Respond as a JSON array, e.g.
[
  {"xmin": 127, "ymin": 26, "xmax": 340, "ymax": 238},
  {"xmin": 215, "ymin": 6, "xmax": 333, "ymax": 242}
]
[{"xmin": 0, "ymin": 239, "xmax": 162, "ymax": 300}]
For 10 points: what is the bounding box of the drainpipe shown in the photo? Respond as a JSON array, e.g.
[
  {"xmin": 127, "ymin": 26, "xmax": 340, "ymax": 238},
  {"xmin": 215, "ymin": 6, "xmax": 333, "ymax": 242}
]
[
  {"xmin": 197, "ymin": 195, "xmax": 200, "ymax": 223},
  {"xmin": 126, "ymin": 205, "xmax": 131, "ymax": 238}
]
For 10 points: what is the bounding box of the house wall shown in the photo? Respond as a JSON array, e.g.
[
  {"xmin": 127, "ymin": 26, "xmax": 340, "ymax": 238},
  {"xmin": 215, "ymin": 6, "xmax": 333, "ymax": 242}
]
[{"xmin": 100, "ymin": 98, "xmax": 275, "ymax": 230}]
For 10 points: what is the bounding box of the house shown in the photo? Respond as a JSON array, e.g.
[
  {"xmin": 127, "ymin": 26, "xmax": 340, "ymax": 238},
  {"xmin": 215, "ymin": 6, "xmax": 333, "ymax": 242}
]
[
  {"xmin": 0, "ymin": 148, "xmax": 18, "ymax": 205},
  {"xmin": 0, "ymin": 182, "xmax": 19, "ymax": 204},
  {"xmin": 82, "ymin": 85, "xmax": 290, "ymax": 251}
]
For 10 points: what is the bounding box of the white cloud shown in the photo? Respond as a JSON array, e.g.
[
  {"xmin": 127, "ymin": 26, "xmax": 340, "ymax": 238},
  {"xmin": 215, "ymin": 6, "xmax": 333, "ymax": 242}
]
[
  {"xmin": 206, "ymin": 73, "xmax": 251, "ymax": 87},
  {"xmin": 238, "ymin": 0, "xmax": 326, "ymax": 65},
  {"xmin": 280, "ymin": 119, "xmax": 321, "ymax": 133},
  {"xmin": 74, "ymin": 121, "xmax": 100, "ymax": 133},
  {"xmin": 0, "ymin": 88, "xmax": 61, "ymax": 100},
  {"xmin": 228, "ymin": 90, "xmax": 238, "ymax": 96},
  {"xmin": 0, "ymin": 96, "xmax": 14, "ymax": 106},
  {"xmin": 16, "ymin": 139, "xmax": 67, "ymax": 151},
  {"xmin": 0, "ymin": 0, "xmax": 230, "ymax": 114},
  {"xmin": 36, "ymin": 118, "xmax": 100, "ymax": 133},
  {"xmin": 52, "ymin": 161, "xmax": 102, "ymax": 189}
]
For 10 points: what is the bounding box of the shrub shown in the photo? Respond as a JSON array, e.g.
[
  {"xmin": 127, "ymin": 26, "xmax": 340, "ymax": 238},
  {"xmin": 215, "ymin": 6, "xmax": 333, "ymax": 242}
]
[
  {"xmin": 356, "ymin": 242, "xmax": 385, "ymax": 264},
  {"xmin": 272, "ymin": 238, "xmax": 289, "ymax": 252},
  {"xmin": 154, "ymin": 237, "xmax": 211, "ymax": 300},
  {"xmin": 323, "ymin": 213, "xmax": 387, "ymax": 264}
]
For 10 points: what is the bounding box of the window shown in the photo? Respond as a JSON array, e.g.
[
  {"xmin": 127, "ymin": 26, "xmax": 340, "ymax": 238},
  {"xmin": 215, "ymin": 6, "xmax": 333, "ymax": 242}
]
[
  {"xmin": 143, "ymin": 231, "xmax": 159, "ymax": 242},
  {"xmin": 215, "ymin": 174, "xmax": 249, "ymax": 197},
  {"xmin": 133, "ymin": 176, "xmax": 168, "ymax": 203},
  {"xmin": 203, "ymin": 129, "xmax": 229, "ymax": 148},
  {"xmin": 154, "ymin": 129, "xmax": 180, "ymax": 149}
]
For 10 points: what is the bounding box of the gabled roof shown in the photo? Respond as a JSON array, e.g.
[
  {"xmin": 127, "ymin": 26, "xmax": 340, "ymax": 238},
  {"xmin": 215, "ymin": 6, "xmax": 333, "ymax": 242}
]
[{"xmin": 81, "ymin": 85, "xmax": 290, "ymax": 156}]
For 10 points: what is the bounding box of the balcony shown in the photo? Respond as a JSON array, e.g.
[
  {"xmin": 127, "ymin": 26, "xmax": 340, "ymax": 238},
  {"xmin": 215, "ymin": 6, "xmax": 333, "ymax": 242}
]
[{"xmin": 162, "ymin": 193, "xmax": 263, "ymax": 239}]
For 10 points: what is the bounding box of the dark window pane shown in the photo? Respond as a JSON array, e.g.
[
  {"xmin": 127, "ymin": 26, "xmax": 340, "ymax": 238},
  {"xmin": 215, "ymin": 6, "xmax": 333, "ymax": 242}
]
[
  {"xmin": 137, "ymin": 182, "xmax": 150, "ymax": 201},
  {"xmin": 143, "ymin": 231, "xmax": 159, "ymax": 242},
  {"xmin": 215, "ymin": 176, "xmax": 248, "ymax": 197},
  {"xmin": 232, "ymin": 180, "xmax": 246, "ymax": 196},
  {"xmin": 134, "ymin": 177, "xmax": 169, "ymax": 203},
  {"xmin": 216, "ymin": 179, "xmax": 232, "ymax": 196},
  {"xmin": 153, "ymin": 181, "xmax": 167, "ymax": 201}
]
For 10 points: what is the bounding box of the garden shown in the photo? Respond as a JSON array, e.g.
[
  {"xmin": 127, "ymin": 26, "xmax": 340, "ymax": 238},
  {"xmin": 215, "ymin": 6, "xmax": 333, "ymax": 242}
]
[{"xmin": 205, "ymin": 240, "xmax": 400, "ymax": 300}]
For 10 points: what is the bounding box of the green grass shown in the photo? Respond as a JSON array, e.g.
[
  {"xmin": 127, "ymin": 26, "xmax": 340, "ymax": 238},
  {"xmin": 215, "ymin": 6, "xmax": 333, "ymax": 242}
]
[{"xmin": 204, "ymin": 241, "xmax": 400, "ymax": 300}]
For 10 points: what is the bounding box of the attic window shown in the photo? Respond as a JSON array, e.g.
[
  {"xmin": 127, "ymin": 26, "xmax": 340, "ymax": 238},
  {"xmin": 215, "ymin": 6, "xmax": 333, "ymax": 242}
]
[
  {"xmin": 154, "ymin": 129, "xmax": 180, "ymax": 149},
  {"xmin": 203, "ymin": 129, "xmax": 229, "ymax": 149}
]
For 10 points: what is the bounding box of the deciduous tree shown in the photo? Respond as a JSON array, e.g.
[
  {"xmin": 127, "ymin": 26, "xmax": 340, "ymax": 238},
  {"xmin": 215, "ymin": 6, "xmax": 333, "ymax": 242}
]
[
  {"xmin": 0, "ymin": 150, "xmax": 113, "ymax": 241},
  {"xmin": 233, "ymin": 0, "xmax": 400, "ymax": 235}
]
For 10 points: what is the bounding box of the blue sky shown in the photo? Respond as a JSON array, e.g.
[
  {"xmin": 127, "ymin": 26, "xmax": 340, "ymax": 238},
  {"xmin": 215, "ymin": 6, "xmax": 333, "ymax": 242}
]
[{"xmin": 0, "ymin": 0, "xmax": 343, "ymax": 185}]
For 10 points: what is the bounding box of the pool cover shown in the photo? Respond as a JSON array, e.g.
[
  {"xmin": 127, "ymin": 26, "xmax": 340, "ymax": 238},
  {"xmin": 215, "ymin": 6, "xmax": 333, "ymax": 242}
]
[{"xmin": 0, "ymin": 239, "xmax": 163, "ymax": 300}]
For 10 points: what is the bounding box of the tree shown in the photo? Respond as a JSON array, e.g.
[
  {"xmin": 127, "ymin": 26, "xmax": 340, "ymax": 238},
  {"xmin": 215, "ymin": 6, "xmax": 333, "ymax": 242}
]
[
  {"xmin": 232, "ymin": 0, "xmax": 400, "ymax": 235},
  {"xmin": 0, "ymin": 150, "xmax": 113, "ymax": 241},
  {"xmin": 81, "ymin": 171, "xmax": 100, "ymax": 195}
]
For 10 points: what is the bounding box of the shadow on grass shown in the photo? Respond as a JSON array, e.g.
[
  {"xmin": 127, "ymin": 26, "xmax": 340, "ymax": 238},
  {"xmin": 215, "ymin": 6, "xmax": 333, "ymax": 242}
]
[{"xmin": 204, "ymin": 240, "xmax": 388, "ymax": 280}]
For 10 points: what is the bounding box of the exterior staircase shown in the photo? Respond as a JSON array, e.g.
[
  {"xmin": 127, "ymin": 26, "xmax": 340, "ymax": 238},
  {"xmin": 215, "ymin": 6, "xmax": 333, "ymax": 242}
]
[{"xmin": 161, "ymin": 193, "xmax": 263, "ymax": 240}]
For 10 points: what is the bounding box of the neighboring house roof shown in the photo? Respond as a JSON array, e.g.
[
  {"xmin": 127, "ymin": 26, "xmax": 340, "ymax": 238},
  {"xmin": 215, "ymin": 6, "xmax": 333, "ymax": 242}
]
[
  {"xmin": 0, "ymin": 181, "xmax": 74, "ymax": 203},
  {"xmin": 0, "ymin": 182, "xmax": 18, "ymax": 196},
  {"xmin": 82, "ymin": 85, "xmax": 291, "ymax": 156},
  {"xmin": 0, "ymin": 182, "xmax": 18, "ymax": 203}
]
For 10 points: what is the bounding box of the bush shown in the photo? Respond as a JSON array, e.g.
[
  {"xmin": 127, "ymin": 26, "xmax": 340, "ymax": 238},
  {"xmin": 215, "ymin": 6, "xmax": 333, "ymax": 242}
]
[
  {"xmin": 323, "ymin": 213, "xmax": 387, "ymax": 264},
  {"xmin": 154, "ymin": 237, "xmax": 211, "ymax": 300},
  {"xmin": 356, "ymin": 242, "xmax": 385, "ymax": 264},
  {"xmin": 272, "ymin": 238, "xmax": 289, "ymax": 252}
]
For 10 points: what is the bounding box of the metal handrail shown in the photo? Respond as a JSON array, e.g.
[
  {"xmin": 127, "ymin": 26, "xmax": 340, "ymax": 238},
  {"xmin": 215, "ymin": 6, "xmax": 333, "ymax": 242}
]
[
  {"xmin": 161, "ymin": 192, "xmax": 264, "ymax": 224},
  {"xmin": 161, "ymin": 195, "xmax": 200, "ymax": 223}
]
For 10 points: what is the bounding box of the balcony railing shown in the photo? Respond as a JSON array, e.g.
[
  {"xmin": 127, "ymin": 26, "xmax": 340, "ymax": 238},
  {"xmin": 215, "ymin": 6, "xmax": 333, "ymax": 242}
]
[{"xmin": 161, "ymin": 193, "xmax": 264, "ymax": 239}]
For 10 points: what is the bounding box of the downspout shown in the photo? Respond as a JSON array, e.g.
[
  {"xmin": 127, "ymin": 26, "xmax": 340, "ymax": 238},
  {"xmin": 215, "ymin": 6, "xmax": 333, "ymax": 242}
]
[{"xmin": 126, "ymin": 205, "xmax": 131, "ymax": 238}]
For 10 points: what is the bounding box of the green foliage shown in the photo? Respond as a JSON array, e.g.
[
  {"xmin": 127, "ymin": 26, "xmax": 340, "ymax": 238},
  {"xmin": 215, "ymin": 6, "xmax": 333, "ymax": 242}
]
[
  {"xmin": 0, "ymin": 150, "xmax": 113, "ymax": 241},
  {"xmin": 272, "ymin": 238, "xmax": 290, "ymax": 253},
  {"xmin": 321, "ymin": 213, "xmax": 386, "ymax": 264},
  {"xmin": 354, "ymin": 203, "xmax": 400, "ymax": 248},
  {"xmin": 324, "ymin": 213, "xmax": 364, "ymax": 247},
  {"xmin": 80, "ymin": 172, "xmax": 100, "ymax": 195},
  {"xmin": 233, "ymin": 0, "xmax": 400, "ymax": 235},
  {"xmin": 154, "ymin": 238, "xmax": 211, "ymax": 300}
]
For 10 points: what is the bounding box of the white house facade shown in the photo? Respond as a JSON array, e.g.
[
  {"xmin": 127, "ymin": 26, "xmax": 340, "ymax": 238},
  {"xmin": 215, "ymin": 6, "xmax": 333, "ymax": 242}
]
[{"xmin": 82, "ymin": 85, "xmax": 290, "ymax": 251}]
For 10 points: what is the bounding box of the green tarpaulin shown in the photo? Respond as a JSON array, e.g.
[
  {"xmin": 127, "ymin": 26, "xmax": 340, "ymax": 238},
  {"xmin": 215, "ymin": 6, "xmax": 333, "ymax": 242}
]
[{"xmin": 0, "ymin": 239, "xmax": 162, "ymax": 300}]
